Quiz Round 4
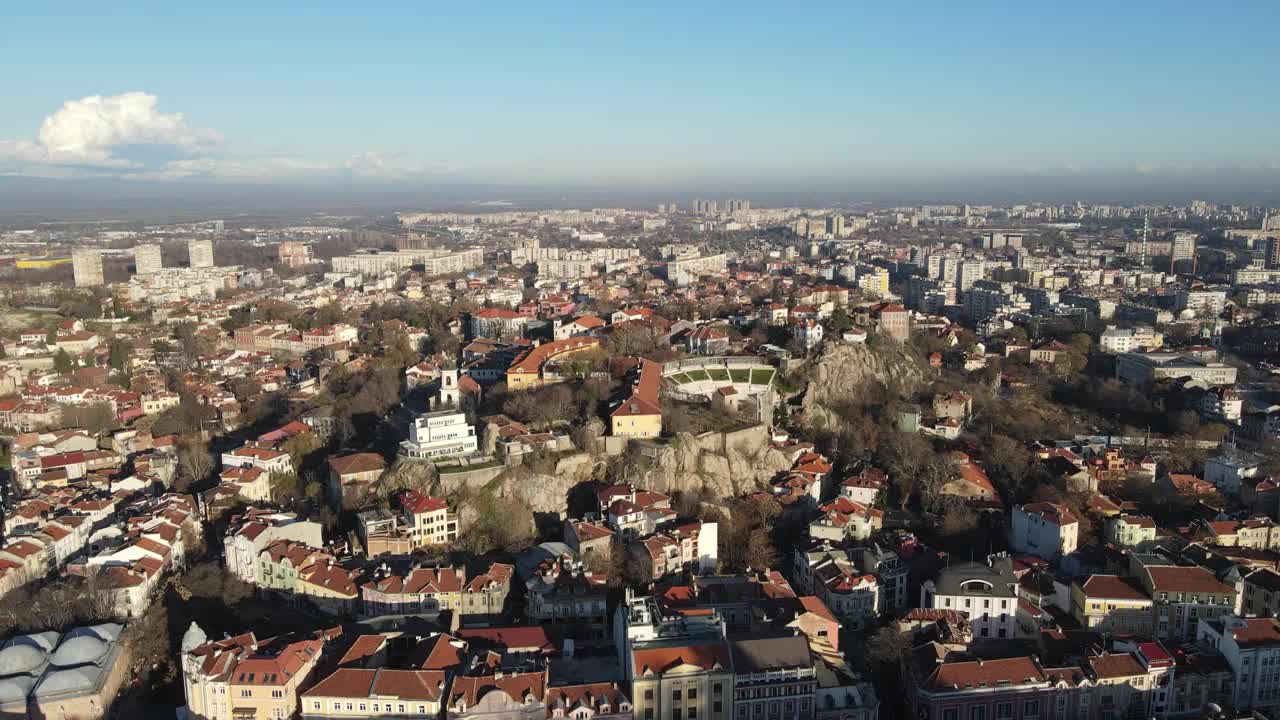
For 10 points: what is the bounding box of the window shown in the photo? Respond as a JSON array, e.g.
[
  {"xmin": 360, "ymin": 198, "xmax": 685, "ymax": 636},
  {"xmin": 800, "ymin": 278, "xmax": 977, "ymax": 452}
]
[
  {"xmin": 714, "ymin": 702, "xmax": 723, "ymax": 713},
  {"xmin": 240, "ymin": 690, "xmax": 252, "ymax": 698},
  {"xmin": 970, "ymin": 706, "xmax": 986, "ymax": 720},
  {"xmin": 689, "ymin": 708, "xmax": 698, "ymax": 719},
  {"xmin": 271, "ymin": 690, "xmax": 283, "ymax": 699},
  {"xmin": 995, "ymin": 702, "xmax": 1012, "ymax": 719},
  {"xmin": 673, "ymin": 691, "xmax": 683, "ymax": 702},
  {"xmin": 646, "ymin": 710, "xmax": 654, "ymax": 720},
  {"xmin": 646, "ymin": 690, "xmax": 655, "ymax": 701},
  {"xmin": 1024, "ymin": 700, "xmax": 1040, "ymax": 718},
  {"xmin": 713, "ymin": 684, "xmax": 723, "ymax": 696},
  {"xmin": 943, "ymin": 709, "xmax": 959, "ymax": 720},
  {"xmin": 689, "ymin": 689, "xmax": 698, "ymax": 700},
  {"xmin": 737, "ymin": 706, "xmax": 747, "ymax": 719},
  {"xmin": 674, "ymin": 710, "xmax": 683, "ymax": 720}
]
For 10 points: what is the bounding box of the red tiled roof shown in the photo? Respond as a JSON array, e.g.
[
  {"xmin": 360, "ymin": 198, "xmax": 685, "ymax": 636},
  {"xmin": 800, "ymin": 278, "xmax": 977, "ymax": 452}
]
[
  {"xmin": 400, "ymin": 490, "xmax": 448, "ymax": 514},
  {"xmin": 450, "ymin": 671, "xmax": 546, "ymax": 708},
  {"xmin": 1020, "ymin": 502, "xmax": 1078, "ymax": 526},
  {"xmin": 329, "ymin": 452, "xmax": 386, "ymax": 476},
  {"xmin": 632, "ymin": 641, "xmax": 731, "ymax": 673},
  {"xmin": 508, "ymin": 337, "xmax": 601, "ymax": 375},
  {"xmin": 1144, "ymin": 566, "xmax": 1234, "ymax": 595},
  {"xmin": 1079, "ymin": 575, "xmax": 1150, "ymax": 602},
  {"xmin": 925, "ymin": 656, "xmax": 1045, "ymax": 691}
]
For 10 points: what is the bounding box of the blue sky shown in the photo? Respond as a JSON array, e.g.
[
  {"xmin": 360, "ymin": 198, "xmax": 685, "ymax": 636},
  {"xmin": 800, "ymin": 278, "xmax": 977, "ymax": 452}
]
[{"xmin": 2, "ymin": 1, "xmax": 1278, "ymax": 188}]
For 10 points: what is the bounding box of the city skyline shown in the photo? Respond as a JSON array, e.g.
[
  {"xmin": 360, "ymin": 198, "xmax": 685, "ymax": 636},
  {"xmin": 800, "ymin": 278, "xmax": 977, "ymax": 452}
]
[{"xmin": 3, "ymin": 1, "xmax": 1279, "ymax": 200}]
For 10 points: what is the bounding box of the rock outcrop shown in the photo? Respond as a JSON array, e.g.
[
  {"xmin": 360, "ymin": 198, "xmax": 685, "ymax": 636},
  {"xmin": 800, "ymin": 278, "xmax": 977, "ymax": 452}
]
[
  {"xmin": 630, "ymin": 424, "xmax": 793, "ymax": 500},
  {"xmin": 800, "ymin": 340, "xmax": 930, "ymax": 427},
  {"xmin": 427, "ymin": 424, "xmax": 794, "ymax": 522}
]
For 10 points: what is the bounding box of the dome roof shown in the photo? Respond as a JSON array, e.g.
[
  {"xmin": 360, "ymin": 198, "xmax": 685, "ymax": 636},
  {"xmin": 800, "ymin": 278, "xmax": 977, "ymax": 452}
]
[
  {"xmin": 0, "ymin": 640, "xmax": 50, "ymax": 677},
  {"xmin": 181, "ymin": 622, "xmax": 207, "ymax": 654},
  {"xmin": 33, "ymin": 666, "xmax": 100, "ymax": 698},
  {"xmin": 50, "ymin": 635, "xmax": 109, "ymax": 668},
  {"xmin": 0, "ymin": 676, "xmax": 34, "ymax": 705},
  {"xmin": 84, "ymin": 624, "xmax": 122, "ymax": 643}
]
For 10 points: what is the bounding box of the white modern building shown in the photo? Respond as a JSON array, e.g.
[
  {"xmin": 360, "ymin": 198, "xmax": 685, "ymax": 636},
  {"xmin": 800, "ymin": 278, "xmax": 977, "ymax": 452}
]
[
  {"xmin": 134, "ymin": 244, "xmax": 163, "ymax": 276},
  {"xmin": 188, "ymin": 239, "xmax": 214, "ymax": 269},
  {"xmin": 71, "ymin": 248, "xmax": 104, "ymax": 287},
  {"xmin": 1099, "ymin": 325, "xmax": 1163, "ymax": 354},
  {"xmin": 1205, "ymin": 448, "xmax": 1263, "ymax": 496},
  {"xmin": 1009, "ymin": 502, "xmax": 1079, "ymax": 560},
  {"xmin": 920, "ymin": 555, "xmax": 1020, "ymax": 640},
  {"xmin": 1198, "ymin": 616, "xmax": 1280, "ymax": 713},
  {"xmin": 399, "ymin": 410, "xmax": 478, "ymax": 460}
]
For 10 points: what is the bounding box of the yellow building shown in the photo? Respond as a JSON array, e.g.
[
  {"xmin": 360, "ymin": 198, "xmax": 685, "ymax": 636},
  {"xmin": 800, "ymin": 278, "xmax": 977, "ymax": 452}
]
[
  {"xmin": 182, "ymin": 629, "xmax": 326, "ymax": 720},
  {"xmin": 296, "ymin": 561, "xmax": 361, "ymax": 616},
  {"xmin": 1071, "ymin": 575, "xmax": 1154, "ymax": 636},
  {"xmin": 1105, "ymin": 514, "xmax": 1157, "ymax": 549},
  {"xmin": 303, "ymin": 667, "xmax": 446, "ymax": 718},
  {"xmin": 631, "ymin": 640, "xmax": 734, "ymax": 720},
  {"xmin": 16, "ymin": 256, "xmax": 72, "ymax": 269},
  {"xmin": 505, "ymin": 337, "xmax": 602, "ymax": 391},
  {"xmin": 610, "ymin": 359, "xmax": 663, "ymax": 438}
]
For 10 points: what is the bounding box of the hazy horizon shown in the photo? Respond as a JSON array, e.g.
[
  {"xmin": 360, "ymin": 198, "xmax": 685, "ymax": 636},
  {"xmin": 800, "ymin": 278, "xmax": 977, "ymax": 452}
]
[{"xmin": 3, "ymin": 1, "xmax": 1279, "ymax": 212}]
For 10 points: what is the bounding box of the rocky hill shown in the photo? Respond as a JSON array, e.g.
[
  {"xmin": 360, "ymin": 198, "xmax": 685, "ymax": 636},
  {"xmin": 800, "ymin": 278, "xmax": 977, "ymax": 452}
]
[
  {"xmin": 629, "ymin": 424, "xmax": 794, "ymax": 499},
  {"xmin": 800, "ymin": 340, "xmax": 931, "ymax": 427}
]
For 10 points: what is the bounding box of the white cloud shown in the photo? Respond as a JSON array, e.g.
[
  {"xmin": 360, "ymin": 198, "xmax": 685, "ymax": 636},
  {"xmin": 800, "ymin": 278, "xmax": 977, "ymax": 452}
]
[
  {"xmin": 0, "ymin": 91, "xmax": 458, "ymax": 183},
  {"xmin": 0, "ymin": 92, "xmax": 221, "ymax": 171}
]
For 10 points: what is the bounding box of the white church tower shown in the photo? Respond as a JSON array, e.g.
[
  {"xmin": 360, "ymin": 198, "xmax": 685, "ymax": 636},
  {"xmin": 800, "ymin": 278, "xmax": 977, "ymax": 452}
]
[{"xmin": 437, "ymin": 366, "xmax": 460, "ymax": 409}]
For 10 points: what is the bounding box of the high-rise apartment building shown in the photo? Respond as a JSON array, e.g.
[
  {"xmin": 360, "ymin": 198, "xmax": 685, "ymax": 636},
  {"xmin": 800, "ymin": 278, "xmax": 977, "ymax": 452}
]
[
  {"xmin": 188, "ymin": 239, "xmax": 214, "ymax": 268},
  {"xmin": 957, "ymin": 259, "xmax": 986, "ymax": 291},
  {"xmin": 277, "ymin": 241, "xmax": 313, "ymax": 268},
  {"xmin": 826, "ymin": 214, "xmax": 845, "ymax": 237},
  {"xmin": 71, "ymin": 248, "xmax": 104, "ymax": 287},
  {"xmin": 134, "ymin": 244, "xmax": 163, "ymax": 276},
  {"xmin": 1170, "ymin": 231, "xmax": 1197, "ymax": 273}
]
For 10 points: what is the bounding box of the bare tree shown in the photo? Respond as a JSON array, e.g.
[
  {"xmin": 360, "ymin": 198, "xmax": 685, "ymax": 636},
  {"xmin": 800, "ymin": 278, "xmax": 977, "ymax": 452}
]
[
  {"xmin": 177, "ymin": 435, "xmax": 215, "ymax": 491},
  {"xmin": 866, "ymin": 626, "xmax": 911, "ymax": 666}
]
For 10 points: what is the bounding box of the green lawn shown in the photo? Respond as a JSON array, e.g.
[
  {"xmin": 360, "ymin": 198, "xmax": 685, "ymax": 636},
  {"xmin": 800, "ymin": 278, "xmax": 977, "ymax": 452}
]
[
  {"xmin": 728, "ymin": 369, "xmax": 750, "ymax": 383},
  {"xmin": 669, "ymin": 372, "xmax": 693, "ymax": 385},
  {"xmin": 687, "ymin": 369, "xmax": 712, "ymax": 382},
  {"xmin": 707, "ymin": 369, "xmax": 730, "ymax": 381},
  {"xmin": 750, "ymin": 368, "xmax": 776, "ymax": 385}
]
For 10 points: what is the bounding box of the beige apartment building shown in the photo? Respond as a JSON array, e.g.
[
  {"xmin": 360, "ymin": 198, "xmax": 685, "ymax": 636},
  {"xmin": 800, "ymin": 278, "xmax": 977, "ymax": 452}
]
[
  {"xmin": 182, "ymin": 628, "xmax": 326, "ymax": 720},
  {"xmin": 630, "ymin": 640, "xmax": 734, "ymax": 720}
]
